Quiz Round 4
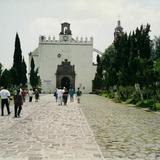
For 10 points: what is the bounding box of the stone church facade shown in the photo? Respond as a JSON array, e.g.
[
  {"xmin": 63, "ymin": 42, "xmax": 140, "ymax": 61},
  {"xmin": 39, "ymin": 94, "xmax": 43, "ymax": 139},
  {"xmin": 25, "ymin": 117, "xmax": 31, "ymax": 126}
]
[{"xmin": 29, "ymin": 22, "xmax": 97, "ymax": 93}]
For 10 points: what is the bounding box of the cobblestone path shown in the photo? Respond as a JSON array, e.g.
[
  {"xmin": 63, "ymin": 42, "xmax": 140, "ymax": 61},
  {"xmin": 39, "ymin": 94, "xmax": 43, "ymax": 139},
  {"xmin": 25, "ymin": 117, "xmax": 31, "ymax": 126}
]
[
  {"xmin": 0, "ymin": 95, "xmax": 104, "ymax": 160},
  {"xmin": 80, "ymin": 94, "xmax": 160, "ymax": 160}
]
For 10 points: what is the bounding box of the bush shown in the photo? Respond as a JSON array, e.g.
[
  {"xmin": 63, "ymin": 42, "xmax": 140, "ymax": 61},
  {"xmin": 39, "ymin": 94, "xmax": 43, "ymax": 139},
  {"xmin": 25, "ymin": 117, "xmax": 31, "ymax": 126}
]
[
  {"xmin": 151, "ymin": 103, "xmax": 160, "ymax": 111},
  {"xmin": 118, "ymin": 86, "xmax": 135, "ymax": 101},
  {"xmin": 99, "ymin": 91, "xmax": 108, "ymax": 97},
  {"xmin": 125, "ymin": 98, "xmax": 134, "ymax": 104},
  {"xmin": 129, "ymin": 90, "xmax": 142, "ymax": 104},
  {"xmin": 97, "ymin": 85, "xmax": 160, "ymax": 112},
  {"xmin": 155, "ymin": 103, "xmax": 160, "ymax": 111},
  {"xmin": 108, "ymin": 87, "xmax": 115, "ymax": 98},
  {"xmin": 126, "ymin": 98, "xmax": 139, "ymax": 104},
  {"xmin": 136, "ymin": 99, "xmax": 154, "ymax": 108},
  {"xmin": 113, "ymin": 91, "xmax": 121, "ymax": 103}
]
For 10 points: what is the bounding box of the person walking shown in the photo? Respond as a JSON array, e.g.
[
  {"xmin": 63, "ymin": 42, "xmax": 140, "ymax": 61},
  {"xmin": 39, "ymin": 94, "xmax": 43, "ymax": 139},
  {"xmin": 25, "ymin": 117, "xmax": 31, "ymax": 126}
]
[
  {"xmin": 28, "ymin": 89, "xmax": 34, "ymax": 102},
  {"xmin": 14, "ymin": 89, "xmax": 23, "ymax": 118},
  {"xmin": 34, "ymin": 89, "xmax": 39, "ymax": 102},
  {"xmin": 53, "ymin": 88, "xmax": 58, "ymax": 102},
  {"xmin": 63, "ymin": 87, "xmax": 68, "ymax": 105},
  {"xmin": 57, "ymin": 88, "xmax": 63, "ymax": 106},
  {"xmin": 76, "ymin": 88, "xmax": 82, "ymax": 103},
  {"xmin": 21, "ymin": 89, "xmax": 27, "ymax": 102},
  {"xmin": 69, "ymin": 88, "xmax": 74, "ymax": 102},
  {"xmin": 0, "ymin": 86, "xmax": 11, "ymax": 116}
]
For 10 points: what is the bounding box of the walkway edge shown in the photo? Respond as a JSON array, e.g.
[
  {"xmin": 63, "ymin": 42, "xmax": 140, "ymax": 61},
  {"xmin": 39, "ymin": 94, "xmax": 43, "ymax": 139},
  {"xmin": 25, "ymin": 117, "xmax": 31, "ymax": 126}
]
[{"xmin": 79, "ymin": 105, "xmax": 105, "ymax": 160}]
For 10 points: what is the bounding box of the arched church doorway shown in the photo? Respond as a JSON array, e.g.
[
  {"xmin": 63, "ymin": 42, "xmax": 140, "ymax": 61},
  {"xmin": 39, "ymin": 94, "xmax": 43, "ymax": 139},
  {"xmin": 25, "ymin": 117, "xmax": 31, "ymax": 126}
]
[
  {"xmin": 61, "ymin": 77, "xmax": 70, "ymax": 90},
  {"xmin": 56, "ymin": 60, "xmax": 75, "ymax": 90}
]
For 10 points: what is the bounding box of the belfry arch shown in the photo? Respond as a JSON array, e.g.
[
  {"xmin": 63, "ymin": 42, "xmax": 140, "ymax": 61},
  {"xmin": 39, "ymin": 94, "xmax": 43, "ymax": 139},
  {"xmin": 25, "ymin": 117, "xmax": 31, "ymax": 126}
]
[{"xmin": 56, "ymin": 60, "xmax": 75, "ymax": 90}]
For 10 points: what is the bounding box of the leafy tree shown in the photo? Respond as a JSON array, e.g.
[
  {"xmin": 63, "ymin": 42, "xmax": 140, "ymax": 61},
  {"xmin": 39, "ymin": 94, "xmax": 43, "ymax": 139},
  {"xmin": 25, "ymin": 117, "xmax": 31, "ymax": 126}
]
[{"xmin": 0, "ymin": 69, "xmax": 12, "ymax": 87}]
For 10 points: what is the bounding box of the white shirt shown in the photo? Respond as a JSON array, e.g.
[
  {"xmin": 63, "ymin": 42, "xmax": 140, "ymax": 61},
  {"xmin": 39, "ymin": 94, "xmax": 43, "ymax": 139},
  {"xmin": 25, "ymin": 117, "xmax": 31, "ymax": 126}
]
[
  {"xmin": 0, "ymin": 89, "xmax": 10, "ymax": 99},
  {"xmin": 28, "ymin": 90, "xmax": 34, "ymax": 97},
  {"xmin": 57, "ymin": 89, "xmax": 64, "ymax": 97}
]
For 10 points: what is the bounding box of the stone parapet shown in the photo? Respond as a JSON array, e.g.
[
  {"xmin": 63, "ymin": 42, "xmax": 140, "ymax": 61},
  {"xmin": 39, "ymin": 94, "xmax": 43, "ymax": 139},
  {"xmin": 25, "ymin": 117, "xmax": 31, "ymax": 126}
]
[{"xmin": 39, "ymin": 35, "xmax": 93, "ymax": 44}]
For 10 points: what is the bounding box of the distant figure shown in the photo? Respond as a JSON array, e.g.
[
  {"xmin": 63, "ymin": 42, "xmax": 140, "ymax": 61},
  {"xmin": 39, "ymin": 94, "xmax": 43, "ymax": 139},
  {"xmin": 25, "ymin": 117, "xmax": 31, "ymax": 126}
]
[
  {"xmin": 76, "ymin": 88, "xmax": 82, "ymax": 103},
  {"xmin": 34, "ymin": 89, "xmax": 39, "ymax": 102},
  {"xmin": 63, "ymin": 87, "xmax": 68, "ymax": 105},
  {"xmin": 53, "ymin": 88, "xmax": 58, "ymax": 102},
  {"xmin": 69, "ymin": 88, "xmax": 74, "ymax": 102},
  {"xmin": 21, "ymin": 89, "xmax": 27, "ymax": 102},
  {"xmin": 28, "ymin": 89, "xmax": 34, "ymax": 102},
  {"xmin": 14, "ymin": 89, "xmax": 23, "ymax": 118},
  {"xmin": 57, "ymin": 88, "xmax": 64, "ymax": 106},
  {"xmin": 0, "ymin": 86, "xmax": 11, "ymax": 116}
]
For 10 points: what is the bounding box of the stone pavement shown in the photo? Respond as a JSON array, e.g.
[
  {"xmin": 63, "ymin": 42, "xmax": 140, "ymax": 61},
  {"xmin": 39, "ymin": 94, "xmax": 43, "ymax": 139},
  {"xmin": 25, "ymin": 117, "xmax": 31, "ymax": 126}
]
[
  {"xmin": 80, "ymin": 94, "xmax": 160, "ymax": 160},
  {"xmin": 0, "ymin": 94, "xmax": 104, "ymax": 160}
]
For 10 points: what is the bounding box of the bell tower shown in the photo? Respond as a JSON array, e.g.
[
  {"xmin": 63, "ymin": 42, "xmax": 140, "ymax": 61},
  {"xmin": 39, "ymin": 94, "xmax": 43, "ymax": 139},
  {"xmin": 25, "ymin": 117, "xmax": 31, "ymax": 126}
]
[
  {"xmin": 59, "ymin": 22, "xmax": 72, "ymax": 41},
  {"xmin": 114, "ymin": 20, "xmax": 124, "ymax": 41}
]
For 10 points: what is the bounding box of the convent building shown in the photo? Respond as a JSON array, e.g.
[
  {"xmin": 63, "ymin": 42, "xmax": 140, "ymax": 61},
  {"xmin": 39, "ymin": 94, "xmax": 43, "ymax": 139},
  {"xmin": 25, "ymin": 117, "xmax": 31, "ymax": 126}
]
[{"xmin": 29, "ymin": 22, "xmax": 101, "ymax": 93}]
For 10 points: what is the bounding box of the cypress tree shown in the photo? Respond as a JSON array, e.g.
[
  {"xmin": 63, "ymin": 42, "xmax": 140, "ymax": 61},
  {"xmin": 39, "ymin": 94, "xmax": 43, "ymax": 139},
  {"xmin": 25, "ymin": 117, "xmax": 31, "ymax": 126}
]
[
  {"xmin": 30, "ymin": 57, "xmax": 35, "ymax": 87},
  {"xmin": 30, "ymin": 57, "xmax": 41, "ymax": 88},
  {"xmin": 12, "ymin": 33, "xmax": 22, "ymax": 85},
  {"xmin": 102, "ymin": 45, "xmax": 117, "ymax": 88},
  {"xmin": 153, "ymin": 36, "xmax": 160, "ymax": 58},
  {"xmin": 0, "ymin": 63, "xmax": 2, "ymax": 76},
  {"xmin": 10, "ymin": 67, "xmax": 18, "ymax": 86},
  {"xmin": 93, "ymin": 55, "xmax": 103, "ymax": 90},
  {"xmin": 21, "ymin": 57, "xmax": 27, "ymax": 86},
  {"xmin": 0, "ymin": 63, "xmax": 3, "ymax": 86}
]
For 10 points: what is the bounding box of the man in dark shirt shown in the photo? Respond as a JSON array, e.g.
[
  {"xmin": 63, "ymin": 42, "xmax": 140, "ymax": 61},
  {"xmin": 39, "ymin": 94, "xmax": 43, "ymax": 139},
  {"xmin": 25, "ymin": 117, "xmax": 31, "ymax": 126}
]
[{"xmin": 14, "ymin": 89, "xmax": 23, "ymax": 118}]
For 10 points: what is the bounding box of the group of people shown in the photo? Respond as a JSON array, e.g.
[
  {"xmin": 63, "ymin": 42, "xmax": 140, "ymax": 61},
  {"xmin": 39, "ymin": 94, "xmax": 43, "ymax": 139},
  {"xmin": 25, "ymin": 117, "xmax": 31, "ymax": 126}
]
[
  {"xmin": 0, "ymin": 85, "xmax": 82, "ymax": 118},
  {"xmin": 54, "ymin": 87, "xmax": 82, "ymax": 106},
  {"xmin": 0, "ymin": 86, "xmax": 40, "ymax": 118}
]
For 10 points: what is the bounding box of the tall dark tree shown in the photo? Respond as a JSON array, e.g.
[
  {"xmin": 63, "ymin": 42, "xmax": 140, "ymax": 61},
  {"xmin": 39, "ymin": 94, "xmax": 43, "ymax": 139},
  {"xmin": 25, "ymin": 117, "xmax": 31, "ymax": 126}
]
[
  {"xmin": 21, "ymin": 58, "xmax": 27, "ymax": 86},
  {"xmin": 93, "ymin": 55, "xmax": 103, "ymax": 90},
  {"xmin": 111, "ymin": 24, "xmax": 153, "ymax": 87},
  {"xmin": 153, "ymin": 36, "xmax": 160, "ymax": 59},
  {"xmin": 152, "ymin": 36, "xmax": 160, "ymax": 82},
  {"xmin": 30, "ymin": 57, "xmax": 35, "ymax": 87},
  {"xmin": 0, "ymin": 63, "xmax": 3, "ymax": 86},
  {"xmin": 101, "ymin": 45, "xmax": 117, "ymax": 88},
  {"xmin": 0, "ymin": 63, "xmax": 2, "ymax": 76},
  {"xmin": 114, "ymin": 32, "xmax": 130, "ymax": 86},
  {"xmin": 30, "ymin": 57, "xmax": 41, "ymax": 88},
  {"xmin": 12, "ymin": 33, "xmax": 22, "ymax": 85},
  {"xmin": 10, "ymin": 67, "xmax": 18, "ymax": 86}
]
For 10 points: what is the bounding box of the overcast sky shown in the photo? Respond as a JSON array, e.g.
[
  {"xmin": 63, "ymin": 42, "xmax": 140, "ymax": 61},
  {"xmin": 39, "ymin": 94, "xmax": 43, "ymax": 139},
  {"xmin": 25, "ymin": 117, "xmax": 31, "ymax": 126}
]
[{"xmin": 1, "ymin": 0, "xmax": 160, "ymax": 69}]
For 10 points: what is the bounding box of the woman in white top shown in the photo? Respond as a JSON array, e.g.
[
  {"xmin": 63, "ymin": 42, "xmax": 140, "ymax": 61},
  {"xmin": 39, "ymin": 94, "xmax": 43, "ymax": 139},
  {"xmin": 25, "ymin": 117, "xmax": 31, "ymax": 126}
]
[{"xmin": 57, "ymin": 88, "xmax": 64, "ymax": 106}]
